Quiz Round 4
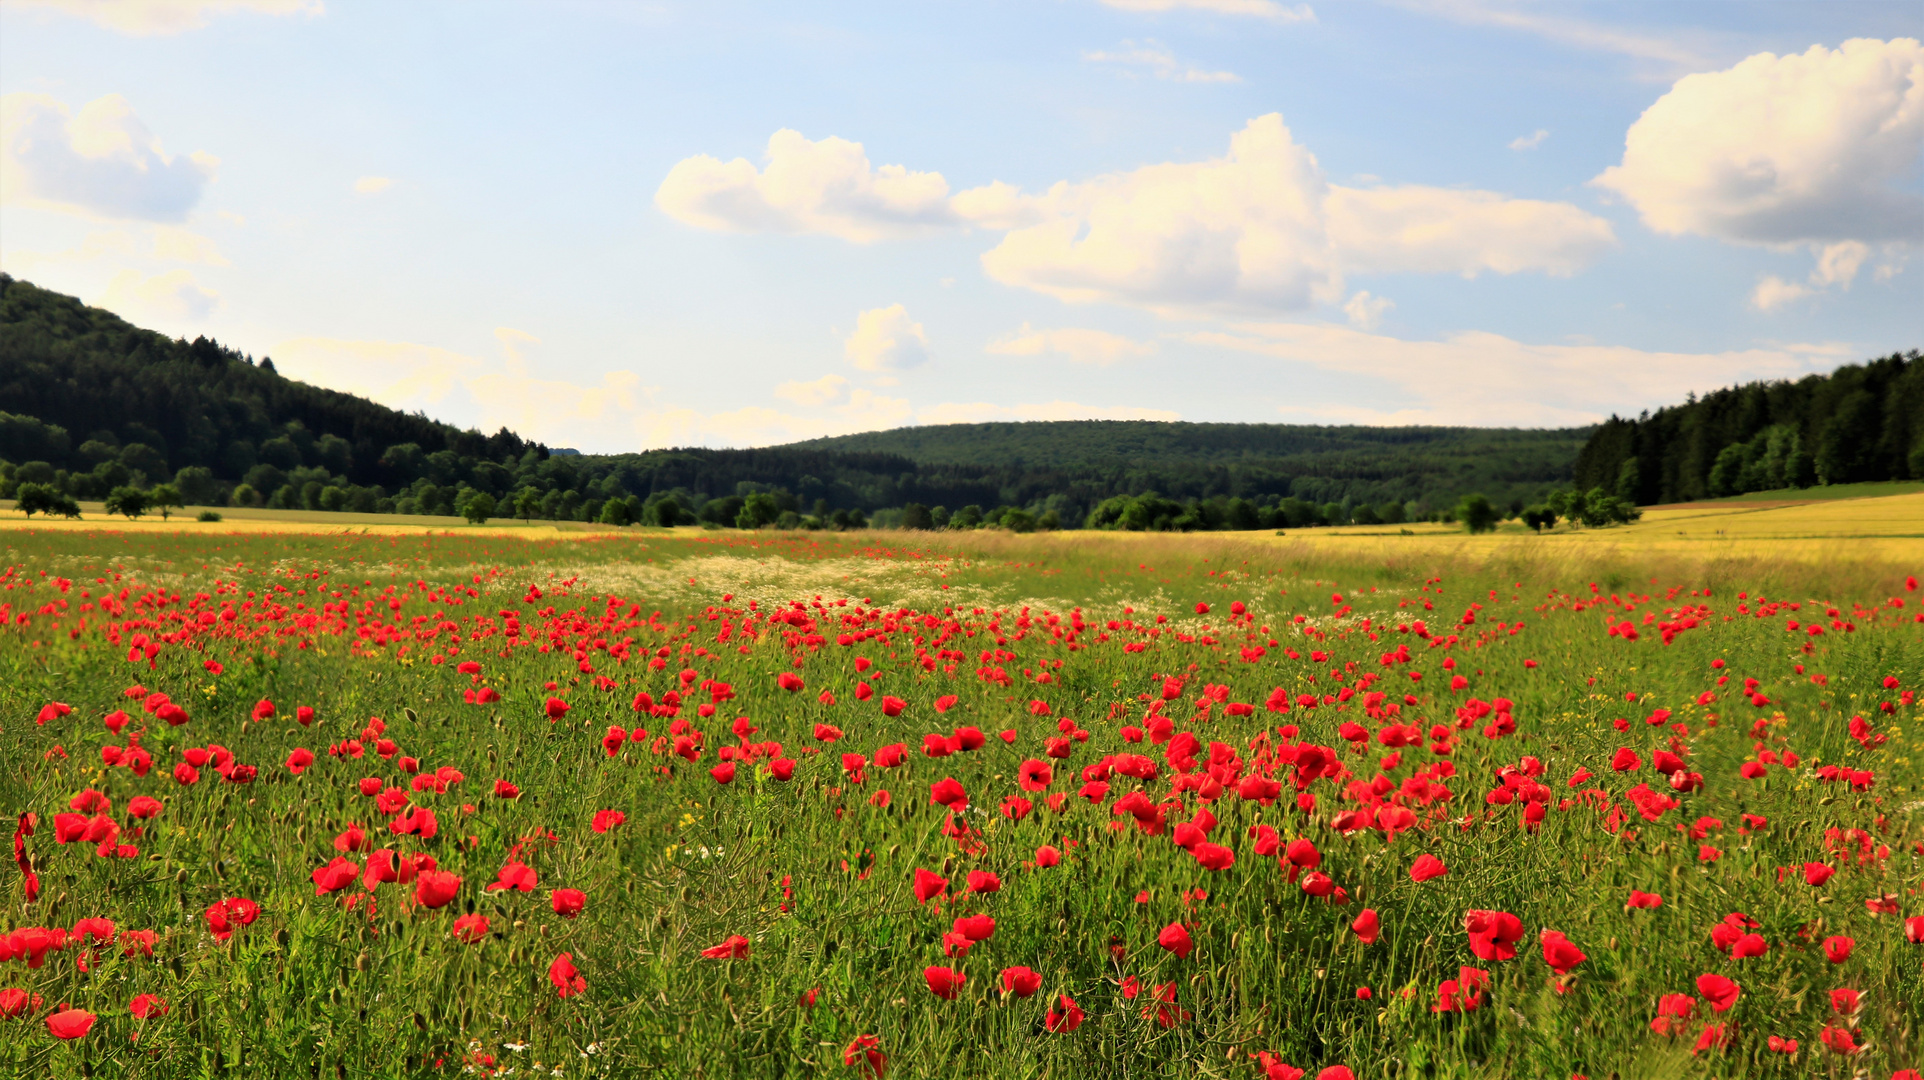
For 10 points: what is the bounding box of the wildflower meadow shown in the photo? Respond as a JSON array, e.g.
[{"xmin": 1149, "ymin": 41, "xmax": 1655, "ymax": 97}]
[{"xmin": 0, "ymin": 524, "xmax": 1919, "ymax": 1079}]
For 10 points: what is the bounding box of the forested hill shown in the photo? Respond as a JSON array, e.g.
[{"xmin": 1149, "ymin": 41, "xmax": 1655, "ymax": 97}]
[
  {"xmin": 781, "ymin": 421, "xmax": 1590, "ymax": 509},
  {"xmin": 1, "ymin": 274, "xmax": 1585, "ymax": 528},
  {"xmin": 0, "ymin": 274, "xmax": 540, "ymax": 492},
  {"xmin": 1572, "ymin": 351, "xmax": 1923, "ymax": 505}
]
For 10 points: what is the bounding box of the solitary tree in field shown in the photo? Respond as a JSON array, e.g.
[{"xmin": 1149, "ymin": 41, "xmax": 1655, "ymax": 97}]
[
  {"xmin": 105, "ymin": 486, "xmax": 151, "ymax": 520},
  {"xmin": 1455, "ymin": 493, "xmax": 1499, "ymax": 534},
  {"xmin": 150, "ymin": 483, "xmax": 183, "ymax": 521},
  {"xmin": 514, "ymin": 487, "xmax": 542, "ymax": 522},
  {"xmin": 15, "ymin": 482, "xmax": 57, "ymax": 517},
  {"xmin": 460, "ymin": 492, "xmax": 496, "ymax": 525}
]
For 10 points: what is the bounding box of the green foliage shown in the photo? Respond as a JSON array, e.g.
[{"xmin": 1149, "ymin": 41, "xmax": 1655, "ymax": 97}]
[
  {"xmin": 104, "ymin": 485, "xmax": 150, "ymax": 519},
  {"xmin": 1575, "ymin": 350, "xmax": 1922, "ymax": 503},
  {"xmin": 149, "ymin": 482, "xmax": 183, "ymax": 520},
  {"xmin": 196, "ymin": 509, "xmax": 222, "ymax": 522},
  {"xmin": 1455, "ymin": 493, "xmax": 1499, "ymax": 534},
  {"xmin": 460, "ymin": 490, "xmax": 496, "ymax": 524},
  {"xmin": 14, "ymin": 481, "xmax": 78, "ymax": 518}
]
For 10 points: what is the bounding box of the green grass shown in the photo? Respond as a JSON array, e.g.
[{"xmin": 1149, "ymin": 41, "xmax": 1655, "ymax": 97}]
[
  {"xmin": 1721, "ymin": 480, "xmax": 1924, "ymax": 502},
  {"xmin": 0, "ymin": 528, "xmax": 1918, "ymax": 1078}
]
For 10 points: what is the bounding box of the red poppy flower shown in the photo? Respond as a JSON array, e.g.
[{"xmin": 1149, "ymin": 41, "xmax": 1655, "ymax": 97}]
[
  {"xmin": 451, "ymin": 914, "xmax": 489, "ymax": 943},
  {"xmin": 881, "ymin": 695, "xmax": 907, "ymax": 717},
  {"xmin": 967, "ymin": 870, "xmax": 1001, "ymax": 894},
  {"xmin": 552, "ymin": 888, "xmax": 586, "ymax": 918},
  {"xmin": 1000, "ymin": 966, "xmax": 1041, "ymax": 997},
  {"xmin": 1409, "ymin": 854, "xmax": 1448, "ymax": 882},
  {"xmin": 1465, "ymin": 910, "xmax": 1523, "ymax": 961},
  {"xmin": 1804, "ymin": 862, "xmax": 1836, "ymax": 886},
  {"xmin": 1351, "ymin": 908, "xmax": 1380, "ymax": 944},
  {"xmin": 129, "ymin": 993, "xmax": 167, "ymax": 1019},
  {"xmin": 1192, "ymin": 842, "xmax": 1235, "ymax": 871},
  {"xmin": 913, "ymin": 868, "xmax": 949, "ymax": 904},
  {"xmin": 1157, "ymin": 921, "xmax": 1193, "ymax": 959},
  {"xmin": 844, "ymin": 1034, "xmax": 885, "ymax": 1077},
  {"xmin": 953, "ymin": 914, "xmax": 995, "ymax": 941},
  {"xmin": 414, "ymin": 870, "xmax": 461, "ymax": 909},
  {"xmin": 1829, "ymin": 987, "xmax": 1861, "ymax": 1015},
  {"xmin": 1818, "ymin": 1025, "xmax": 1860, "ymax": 1054},
  {"xmin": 549, "ymin": 952, "xmax": 586, "ymax": 997},
  {"xmin": 1045, "ymin": 993, "xmax": 1083, "ymax": 1032},
  {"xmin": 45, "ymin": 1008, "xmax": 95, "ymax": 1039},
  {"xmin": 1695, "ymin": 973, "xmax": 1740, "ymax": 1012},
  {"xmin": 777, "ymin": 672, "xmax": 804, "ymax": 693},
  {"xmin": 710, "ymin": 762, "xmax": 736, "ymax": 784},
  {"xmin": 1626, "ymin": 889, "xmax": 1663, "ymax": 910},
  {"xmin": 1316, "ymin": 1069, "xmax": 1355, "ymax": 1080},
  {"xmin": 1017, "ymin": 759, "xmax": 1053, "ymax": 791},
  {"xmin": 311, "ymin": 856, "xmax": 361, "ymax": 896},
  {"xmin": 1035, "ymin": 844, "xmax": 1061, "ymax": 867},
  {"xmin": 928, "ymin": 777, "xmax": 967, "ymax": 808},
  {"xmin": 701, "ymin": 934, "xmax": 751, "ymax": 960},
  {"xmin": 1539, "ymin": 929, "xmax": 1586, "ymax": 974},
  {"xmin": 0, "ymin": 989, "xmax": 29, "ymax": 1019},
  {"xmin": 285, "ymin": 748, "xmax": 315, "ymax": 775},
  {"xmin": 591, "ymin": 809, "xmax": 625, "ymax": 833},
  {"xmin": 544, "ymin": 697, "xmax": 570, "ymax": 720},
  {"xmin": 1255, "ymin": 1053, "xmax": 1304, "ymax": 1080},
  {"xmin": 923, "ymin": 965, "xmax": 966, "ymax": 999},
  {"xmin": 1822, "ymin": 935, "xmax": 1853, "ymax": 964}
]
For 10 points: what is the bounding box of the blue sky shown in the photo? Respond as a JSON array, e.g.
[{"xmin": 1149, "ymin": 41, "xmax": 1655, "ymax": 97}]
[{"xmin": 2, "ymin": 0, "xmax": 1919, "ymax": 451}]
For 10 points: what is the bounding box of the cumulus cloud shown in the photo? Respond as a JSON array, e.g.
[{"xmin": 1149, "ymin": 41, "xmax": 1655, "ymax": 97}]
[
  {"xmin": 1748, "ymin": 276, "xmax": 1812, "ymax": 312},
  {"xmin": 773, "ymin": 373, "xmax": 850, "ymax": 406},
  {"xmin": 1508, "ymin": 129, "xmax": 1548, "ymax": 151},
  {"xmin": 1, "ymin": 93, "xmax": 217, "ymax": 222},
  {"xmin": 1810, "ymin": 241, "xmax": 1870, "ymax": 288},
  {"xmin": 987, "ymin": 323, "xmax": 1155, "ymax": 365},
  {"xmin": 656, "ymin": 129, "xmax": 956, "ymax": 243},
  {"xmin": 660, "ymin": 114, "xmax": 1615, "ymax": 315},
  {"xmin": 844, "ymin": 304, "xmax": 930, "ymax": 376},
  {"xmin": 354, "ymin": 175, "xmax": 393, "ymax": 194},
  {"xmin": 1342, "ymin": 290, "xmax": 1392, "ymax": 330},
  {"xmin": 1326, "ymin": 184, "xmax": 1616, "ymax": 277},
  {"xmin": 1098, "ymin": 0, "xmax": 1315, "ymax": 21},
  {"xmin": 98, "ymin": 267, "xmax": 218, "ymax": 323},
  {"xmin": 1187, "ymin": 321, "xmax": 1831, "ymax": 425},
  {"xmin": 1084, "ymin": 40, "xmax": 1241, "ymax": 82},
  {"xmin": 980, "ymin": 114, "xmax": 1340, "ymax": 312},
  {"xmin": 4, "ymin": 0, "xmax": 323, "ymax": 35},
  {"xmin": 1593, "ymin": 39, "xmax": 1924, "ymax": 246}
]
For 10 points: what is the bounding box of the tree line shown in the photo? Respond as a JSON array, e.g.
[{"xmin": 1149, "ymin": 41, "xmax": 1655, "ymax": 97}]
[{"xmin": 1572, "ymin": 350, "xmax": 1924, "ymax": 504}]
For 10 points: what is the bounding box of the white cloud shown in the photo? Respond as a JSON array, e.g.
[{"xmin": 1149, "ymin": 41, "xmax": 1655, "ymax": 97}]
[
  {"xmin": 1810, "ymin": 241, "xmax": 1869, "ymax": 288},
  {"xmin": 980, "ymin": 114, "xmax": 1340, "ymax": 313},
  {"xmin": 1, "ymin": 93, "xmax": 218, "ymax": 222},
  {"xmin": 1748, "ymin": 276, "xmax": 1812, "ymax": 312},
  {"xmin": 1594, "ymin": 39, "xmax": 1924, "ymax": 246},
  {"xmin": 151, "ymin": 225, "xmax": 227, "ymax": 265},
  {"xmin": 656, "ymin": 129, "xmax": 956, "ymax": 243},
  {"xmin": 1098, "ymin": 0, "xmax": 1314, "ymax": 22},
  {"xmin": 1508, "ymin": 129, "xmax": 1548, "ymax": 151},
  {"xmin": 3, "ymin": 0, "xmax": 323, "ymax": 35},
  {"xmin": 987, "ymin": 323, "xmax": 1155, "ymax": 365},
  {"xmin": 774, "ymin": 373, "xmax": 850, "ymax": 406},
  {"xmin": 98, "ymin": 267, "xmax": 218, "ymax": 323},
  {"xmin": 1342, "ymin": 290, "xmax": 1392, "ymax": 330},
  {"xmin": 915, "ymin": 400, "xmax": 1181, "ymax": 424},
  {"xmin": 354, "ymin": 175, "xmax": 393, "ymax": 194},
  {"xmin": 1188, "ymin": 321, "xmax": 1829, "ymax": 425},
  {"xmin": 1084, "ymin": 40, "xmax": 1241, "ymax": 82},
  {"xmin": 843, "ymin": 304, "xmax": 930, "ymax": 376},
  {"xmin": 659, "ymin": 115, "xmax": 1615, "ymax": 315},
  {"xmin": 1326, "ymin": 183, "xmax": 1616, "ymax": 277}
]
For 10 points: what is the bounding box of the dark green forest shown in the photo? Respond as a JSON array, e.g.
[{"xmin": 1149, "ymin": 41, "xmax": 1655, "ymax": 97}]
[
  {"xmin": 1572, "ymin": 351, "xmax": 1924, "ymax": 504},
  {"xmin": 3, "ymin": 274, "xmax": 1912, "ymax": 531},
  {"xmin": 0, "ymin": 275, "xmax": 1587, "ymax": 529}
]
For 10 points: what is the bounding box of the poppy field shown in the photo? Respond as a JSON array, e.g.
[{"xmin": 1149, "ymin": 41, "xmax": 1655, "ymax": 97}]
[{"xmin": 0, "ymin": 525, "xmax": 1921, "ymax": 1079}]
